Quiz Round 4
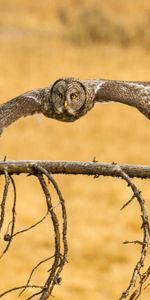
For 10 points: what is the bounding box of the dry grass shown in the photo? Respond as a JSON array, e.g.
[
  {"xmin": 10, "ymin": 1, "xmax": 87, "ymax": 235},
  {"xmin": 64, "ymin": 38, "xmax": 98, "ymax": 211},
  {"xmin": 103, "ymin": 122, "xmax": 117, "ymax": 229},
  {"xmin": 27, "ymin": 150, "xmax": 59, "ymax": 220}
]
[{"xmin": 0, "ymin": 1, "xmax": 150, "ymax": 299}]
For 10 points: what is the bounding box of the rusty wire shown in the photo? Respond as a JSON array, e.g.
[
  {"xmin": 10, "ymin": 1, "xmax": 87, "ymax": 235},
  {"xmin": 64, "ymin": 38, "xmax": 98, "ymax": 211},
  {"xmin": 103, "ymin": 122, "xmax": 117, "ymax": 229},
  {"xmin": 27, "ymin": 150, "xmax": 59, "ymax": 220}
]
[{"xmin": 0, "ymin": 162, "xmax": 150, "ymax": 300}]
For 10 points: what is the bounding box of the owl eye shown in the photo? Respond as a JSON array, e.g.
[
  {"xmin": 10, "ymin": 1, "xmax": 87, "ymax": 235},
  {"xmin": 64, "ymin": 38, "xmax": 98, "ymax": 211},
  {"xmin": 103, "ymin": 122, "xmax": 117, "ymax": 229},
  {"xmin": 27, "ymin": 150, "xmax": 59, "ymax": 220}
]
[
  {"xmin": 70, "ymin": 93, "xmax": 78, "ymax": 101},
  {"xmin": 58, "ymin": 91, "xmax": 63, "ymax": 99}
]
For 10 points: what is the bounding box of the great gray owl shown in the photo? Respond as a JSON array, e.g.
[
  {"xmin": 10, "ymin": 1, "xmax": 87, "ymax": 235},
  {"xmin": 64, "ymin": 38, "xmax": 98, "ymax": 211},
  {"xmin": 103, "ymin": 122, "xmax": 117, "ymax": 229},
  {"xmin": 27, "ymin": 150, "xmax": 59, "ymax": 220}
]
[{"xmin": 0, "ymin": 77, "xmax": 150, "ymax": 134}]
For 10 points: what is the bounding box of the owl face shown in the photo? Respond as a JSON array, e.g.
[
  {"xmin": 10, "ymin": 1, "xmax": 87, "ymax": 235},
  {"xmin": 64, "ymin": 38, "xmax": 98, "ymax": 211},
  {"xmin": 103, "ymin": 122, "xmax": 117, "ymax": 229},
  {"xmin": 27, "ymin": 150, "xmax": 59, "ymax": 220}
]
[{"xmin": 50, "ymin": 79, "xmax": 86, "ymax": 120}]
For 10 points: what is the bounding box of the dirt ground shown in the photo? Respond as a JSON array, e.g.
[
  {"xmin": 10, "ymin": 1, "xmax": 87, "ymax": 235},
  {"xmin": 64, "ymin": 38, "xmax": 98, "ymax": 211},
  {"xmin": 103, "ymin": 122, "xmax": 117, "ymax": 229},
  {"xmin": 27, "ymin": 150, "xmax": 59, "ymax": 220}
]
[{"xmin": 0, "ymin": 1, "xmax": 150, "ymax": 299}]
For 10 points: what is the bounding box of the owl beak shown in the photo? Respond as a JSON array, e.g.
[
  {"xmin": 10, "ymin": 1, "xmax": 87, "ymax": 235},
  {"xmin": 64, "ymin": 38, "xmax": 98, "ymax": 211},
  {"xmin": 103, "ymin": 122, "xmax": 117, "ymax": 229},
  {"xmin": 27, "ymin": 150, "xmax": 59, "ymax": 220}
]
[{"xmin": 64, "ymin": 100, "xmax": 68, "ymax": 108}]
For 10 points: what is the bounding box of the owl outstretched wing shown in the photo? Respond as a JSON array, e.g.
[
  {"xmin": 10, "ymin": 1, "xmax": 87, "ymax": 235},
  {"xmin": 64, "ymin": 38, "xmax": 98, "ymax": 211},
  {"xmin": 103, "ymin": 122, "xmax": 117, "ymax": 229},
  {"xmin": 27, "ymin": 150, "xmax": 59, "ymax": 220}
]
[
  {"xmin": 0, "ymin": 78, "xmax": 150, "ymax": 135},
  {"xmin": 0, "ymin": 86, "xmax": 50, "ymax": 135},
  {"xmin": 92, "ymin": 79, "xmax": 150, "ymax": 119}
]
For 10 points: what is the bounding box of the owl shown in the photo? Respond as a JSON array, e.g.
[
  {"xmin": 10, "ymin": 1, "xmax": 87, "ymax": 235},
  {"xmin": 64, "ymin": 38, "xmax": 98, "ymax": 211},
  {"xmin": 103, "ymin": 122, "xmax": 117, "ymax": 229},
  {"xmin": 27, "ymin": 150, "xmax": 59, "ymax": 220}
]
[{"xmin": 0, "ymin": 77, "xmax": 150, "ymax": 134}]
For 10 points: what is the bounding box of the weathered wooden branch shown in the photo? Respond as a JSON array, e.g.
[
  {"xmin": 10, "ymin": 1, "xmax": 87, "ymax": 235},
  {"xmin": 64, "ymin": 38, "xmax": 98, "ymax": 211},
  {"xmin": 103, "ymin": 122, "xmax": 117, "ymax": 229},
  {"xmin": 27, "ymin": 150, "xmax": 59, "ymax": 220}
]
[{"xmin": 0, "ymin": 160, "xmax": 150, "ymax": 178}]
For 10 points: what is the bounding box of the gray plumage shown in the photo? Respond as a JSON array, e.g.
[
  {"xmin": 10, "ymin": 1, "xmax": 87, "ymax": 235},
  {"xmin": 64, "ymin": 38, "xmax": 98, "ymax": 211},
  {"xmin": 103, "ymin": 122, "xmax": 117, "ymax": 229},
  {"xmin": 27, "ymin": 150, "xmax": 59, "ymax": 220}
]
[{"xmin": 0, "ymin": 77, "xmax": 150, "ymax": 135}]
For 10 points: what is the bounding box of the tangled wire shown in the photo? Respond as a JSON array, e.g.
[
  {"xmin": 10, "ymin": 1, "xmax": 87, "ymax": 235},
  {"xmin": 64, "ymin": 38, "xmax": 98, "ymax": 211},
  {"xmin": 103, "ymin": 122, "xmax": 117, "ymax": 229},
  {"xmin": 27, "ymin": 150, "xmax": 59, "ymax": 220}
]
[
  {"xmin": 0, "ymin": 161, "xmax": 150, "ymax": 300},
  {"xmin": 0, "ymin": 164, "xmax": 68, "ymax": 300}
]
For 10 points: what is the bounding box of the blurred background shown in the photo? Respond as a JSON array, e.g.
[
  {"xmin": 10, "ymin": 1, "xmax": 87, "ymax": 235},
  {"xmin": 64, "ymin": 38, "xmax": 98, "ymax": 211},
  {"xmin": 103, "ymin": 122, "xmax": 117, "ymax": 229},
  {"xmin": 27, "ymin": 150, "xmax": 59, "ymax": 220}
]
[{"xmin": 0, "ymin": 0, "xmax": 150, "ymax": 299}]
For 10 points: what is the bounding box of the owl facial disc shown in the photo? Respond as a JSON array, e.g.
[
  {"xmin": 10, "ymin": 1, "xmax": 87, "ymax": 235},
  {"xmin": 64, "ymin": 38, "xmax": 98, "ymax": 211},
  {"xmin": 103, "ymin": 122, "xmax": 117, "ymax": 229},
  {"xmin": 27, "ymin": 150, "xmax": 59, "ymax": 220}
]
[{"xmin": 50, "ymin": 79, "xmax": 87, "ymax": 121}]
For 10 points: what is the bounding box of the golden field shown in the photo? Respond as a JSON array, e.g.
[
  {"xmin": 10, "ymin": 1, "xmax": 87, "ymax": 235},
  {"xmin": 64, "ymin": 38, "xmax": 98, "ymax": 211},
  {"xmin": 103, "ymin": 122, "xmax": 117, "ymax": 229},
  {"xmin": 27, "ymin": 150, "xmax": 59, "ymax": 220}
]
[{"xmin": 0, "ymin": 1, "xmax": 150, "ymax": 299}]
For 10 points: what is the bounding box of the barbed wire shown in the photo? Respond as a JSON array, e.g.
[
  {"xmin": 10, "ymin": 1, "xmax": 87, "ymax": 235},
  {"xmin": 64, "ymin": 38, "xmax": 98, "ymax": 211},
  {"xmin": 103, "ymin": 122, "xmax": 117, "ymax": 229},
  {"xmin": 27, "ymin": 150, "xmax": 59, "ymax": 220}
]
[{"xmin": 0, "ymin": 161, "xmax": 150, "ymax": 299}]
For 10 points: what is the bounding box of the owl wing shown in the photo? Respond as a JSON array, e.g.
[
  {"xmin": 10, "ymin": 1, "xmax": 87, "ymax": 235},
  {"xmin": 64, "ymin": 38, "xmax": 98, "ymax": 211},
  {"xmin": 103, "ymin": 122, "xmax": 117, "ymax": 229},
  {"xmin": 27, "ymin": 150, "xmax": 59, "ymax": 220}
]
[
  {"xmin": 0, "ymin": 85, "xmax": 52, "ymax": 135},
  {"xmin": 92, "ymin": 79, "xmax": 150, "ymax": 119}
]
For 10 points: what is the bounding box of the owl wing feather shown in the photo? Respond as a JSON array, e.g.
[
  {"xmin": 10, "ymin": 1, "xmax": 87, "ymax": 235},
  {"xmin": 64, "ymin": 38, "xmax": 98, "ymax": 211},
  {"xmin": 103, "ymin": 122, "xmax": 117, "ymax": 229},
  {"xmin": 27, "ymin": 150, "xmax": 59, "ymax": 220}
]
[
  {"xmin": 0, "ymin": 86, "xmax": 52, "ymax": 135},
  {"xmin": 92, "ymin": 79, "xmax": 150, "ymax": 119}
]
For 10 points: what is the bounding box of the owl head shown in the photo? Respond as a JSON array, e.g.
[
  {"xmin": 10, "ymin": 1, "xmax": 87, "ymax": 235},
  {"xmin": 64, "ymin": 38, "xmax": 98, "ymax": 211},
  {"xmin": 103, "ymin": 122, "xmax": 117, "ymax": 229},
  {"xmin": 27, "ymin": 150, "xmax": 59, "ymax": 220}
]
[{"xmin": 43, "ymin": 78, "xmax": 94, "ymax": 122}]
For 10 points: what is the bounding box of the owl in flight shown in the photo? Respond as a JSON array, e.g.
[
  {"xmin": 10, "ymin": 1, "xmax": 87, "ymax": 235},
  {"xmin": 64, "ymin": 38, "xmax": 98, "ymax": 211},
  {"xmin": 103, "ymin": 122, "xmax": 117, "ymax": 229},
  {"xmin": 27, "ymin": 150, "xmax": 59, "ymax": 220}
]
[{"xmin": 0, "ymin": 77, "xmax": 150, "ymax": 134}]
